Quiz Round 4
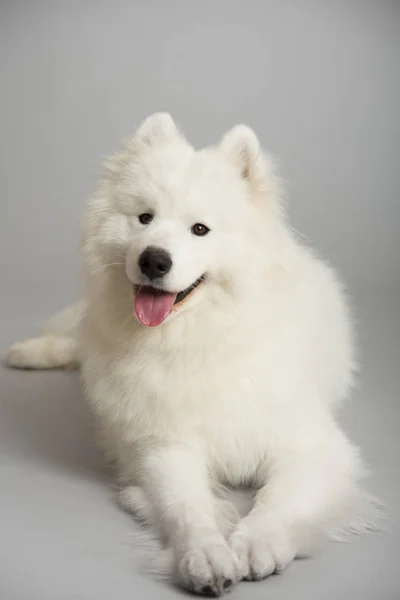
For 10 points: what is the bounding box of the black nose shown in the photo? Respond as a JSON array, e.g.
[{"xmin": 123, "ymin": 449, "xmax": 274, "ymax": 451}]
[{"xmin": 139, "ymin": 246, "xmax": 172, "ymax": 281}]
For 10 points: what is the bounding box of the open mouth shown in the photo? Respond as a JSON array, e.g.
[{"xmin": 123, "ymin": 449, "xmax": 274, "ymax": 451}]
[{"xmin": 134, "ymin": 275, "xmax": 205, "ymax": 327}]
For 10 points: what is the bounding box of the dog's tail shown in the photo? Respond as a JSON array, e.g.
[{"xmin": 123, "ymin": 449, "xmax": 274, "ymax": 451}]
[{"xmin": 6, "ymin": 301, "xmax": 84, "ymax": 370}]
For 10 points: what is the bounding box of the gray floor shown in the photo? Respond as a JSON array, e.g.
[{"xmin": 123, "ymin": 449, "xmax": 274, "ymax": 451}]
[{"xmin": 0, "ymin": 293, "xmax": 399, "ymax": 600}]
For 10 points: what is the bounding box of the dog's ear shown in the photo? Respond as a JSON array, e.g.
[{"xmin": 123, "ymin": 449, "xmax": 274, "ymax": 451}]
[
  {"xmin": 103, "ymin": 113, "xmax": 179, "ymax": 179},
  {"xmin": 220, "ymin": 125, "xmax": 280, "ymax": 202},
  {"xmin": 135, "ymin": 112, "xmax": 178, "ymax": 147},
  {"xmin": 219, "ymin": 125, "xmax": 261, "ymax": 181}
]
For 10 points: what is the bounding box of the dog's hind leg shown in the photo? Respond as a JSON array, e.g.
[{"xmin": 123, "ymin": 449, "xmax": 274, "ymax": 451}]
[
  {"xmin": 5, "ymin": 301, "xmax": 83, "ymax": 370},
  {"xmin": 6, "ymin": 335, "xmax": 79, "ymax": 370}
]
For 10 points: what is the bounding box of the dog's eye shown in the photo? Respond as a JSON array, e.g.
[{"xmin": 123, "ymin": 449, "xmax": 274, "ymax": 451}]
[
  {"xmin": 191, "ymin": 223, "xmax": 210, "ymax": 237},
  {"xmin": 138, "ymin": 213, "xmax": 153, "ymax": 225}
]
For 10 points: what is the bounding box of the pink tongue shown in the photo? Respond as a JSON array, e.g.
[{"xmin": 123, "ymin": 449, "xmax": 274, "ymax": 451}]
[{"xmin": 135, "ymin": 287, "xmax": 178, "ymax": 326}]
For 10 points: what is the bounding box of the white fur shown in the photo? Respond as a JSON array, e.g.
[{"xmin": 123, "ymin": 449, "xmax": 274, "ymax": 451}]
[{"xmin": 7, "ymin": 113, "xmax": 379, "ymax": 596}]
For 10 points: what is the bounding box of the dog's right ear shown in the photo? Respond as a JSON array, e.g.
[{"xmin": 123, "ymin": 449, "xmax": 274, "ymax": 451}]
[
  {"xmin": 102, "ymin": 113, "xmax": 179, "ymax": 179},
  {"xmin": 134, "ymin": 112, "xmax": 179, "ymax": 147}
]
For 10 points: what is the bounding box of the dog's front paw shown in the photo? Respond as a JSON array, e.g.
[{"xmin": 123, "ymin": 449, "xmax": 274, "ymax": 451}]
[
  {"xmin": 230, "ymin": 519, "xmax": 295, "ymax": 581},
  {"xmin": 177, "ymin": 540, "xmax": 238, "ymax": 596}
]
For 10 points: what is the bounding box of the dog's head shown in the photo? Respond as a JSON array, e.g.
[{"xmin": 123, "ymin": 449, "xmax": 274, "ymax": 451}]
[{"xmin": 85, "ymin": 113, "xmax": 283, "ymax": 327}]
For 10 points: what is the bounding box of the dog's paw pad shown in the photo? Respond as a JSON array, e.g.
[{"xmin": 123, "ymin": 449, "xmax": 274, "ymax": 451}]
[
  {"xmin": 201, "ymin": 585, "xmax": 216, "ymax": 596},
  {"xmin": 178, "ymin": 542, "xmax": 237, "ymax": 595},
  {"xmin": 230, "ymin": 521, "xmax": 295, "ymax": 582},
  {"xmin": 223, "ymin": 578, "xmax": 232, "ymax": 590}
]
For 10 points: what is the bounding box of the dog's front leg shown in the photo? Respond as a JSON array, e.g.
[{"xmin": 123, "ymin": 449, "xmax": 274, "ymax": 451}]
[
  {"xmin": 142, "ymin": 445, "xmax": 238, "ymax": 596},
  {"xmin": 230, "ymin": 435, "xmax": 360, "ymax": 581}
]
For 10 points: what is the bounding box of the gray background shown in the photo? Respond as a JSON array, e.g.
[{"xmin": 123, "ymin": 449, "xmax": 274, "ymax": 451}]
[{"xmin": 0, "ymin": 2, "xmax": 399, "ymax": 599}]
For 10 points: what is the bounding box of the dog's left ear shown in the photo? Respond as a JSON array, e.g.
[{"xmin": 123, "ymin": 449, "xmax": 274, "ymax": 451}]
[
  {"xmin": 219, "ymin": 125, "xmax": 262, "ymax": 180},
  {"xmin": 220, "ymin": 125, "xmax": 280, "ymax": 202}
]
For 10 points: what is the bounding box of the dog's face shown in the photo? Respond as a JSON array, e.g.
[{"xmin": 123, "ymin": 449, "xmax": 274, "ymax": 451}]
[{"xmin": 86, "ymin": 114, "xmax": 281, "ymax": 327}]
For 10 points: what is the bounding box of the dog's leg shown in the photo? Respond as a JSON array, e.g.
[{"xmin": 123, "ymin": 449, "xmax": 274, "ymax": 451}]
[
  {"xmin": 6, "ymin": 336, "xmax": 79, "ymax": 370},
  {"xmin": 118, "ymin": 486, "xmax": 154, "ymax": 523},
  {"xmin": 141, "ymin": 446, "xmax": 238, "ymax": 596},
  {"xmin": 6, "ymin": 302, "xmax": 83, "ymax": 370},
  {"xmin": 118, "ymin": 485, "xmax": 239, "ymax": 538},
  {"xmin": 230, "ymin": 431, "xmax": 363, "ymax": 581}
]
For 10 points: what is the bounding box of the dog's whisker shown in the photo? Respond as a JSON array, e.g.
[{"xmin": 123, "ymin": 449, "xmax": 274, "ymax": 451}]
[{"xmin": 89, "ymin": 262, "xmax": 126, "ymax": 276}]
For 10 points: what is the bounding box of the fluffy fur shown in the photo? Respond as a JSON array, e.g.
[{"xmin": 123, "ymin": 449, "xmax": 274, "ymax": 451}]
[{"xmin": 7, "ymin": 113, "xmax": 378, "ymax": 596}]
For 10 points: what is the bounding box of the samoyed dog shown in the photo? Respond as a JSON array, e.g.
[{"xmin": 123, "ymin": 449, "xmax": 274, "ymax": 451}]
[{"xmin": 7, "ymin": 113, "xmax": 377, "ymax": 596}]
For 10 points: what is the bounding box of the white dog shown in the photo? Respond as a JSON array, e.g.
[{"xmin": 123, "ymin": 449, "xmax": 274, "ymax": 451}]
[{"xmin": 7, "ymin": 113, "xmax": 378, "ymax": 596}]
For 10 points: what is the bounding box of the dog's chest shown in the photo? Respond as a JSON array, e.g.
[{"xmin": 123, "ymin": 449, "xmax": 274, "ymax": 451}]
[
  {"xmin": 86, "ymin": 328, "xmax": 279, "ymax": 486},
  {"xmin": 108, "ymin": 343, "xmax": 272, "ymax": 466}
]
